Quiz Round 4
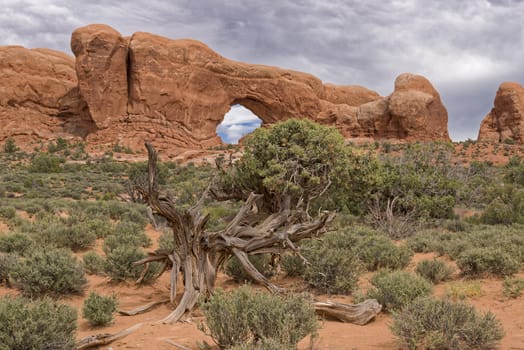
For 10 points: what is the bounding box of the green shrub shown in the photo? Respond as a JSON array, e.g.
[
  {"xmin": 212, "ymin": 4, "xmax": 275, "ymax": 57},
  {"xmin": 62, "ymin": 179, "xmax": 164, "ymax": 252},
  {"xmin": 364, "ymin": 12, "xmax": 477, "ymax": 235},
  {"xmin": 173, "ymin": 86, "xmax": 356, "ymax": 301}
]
[
  {"xmin": 82, "ymin": 292, "xmax": 118, "ymax": 327},
  {"xmin": 225, "ymin": 254, "xmax": 275, "ymax": 283},
  {"xmin": 0, "ymin": 233, "xmax": 33, "ymax": 255},
  {"xmin": 29, "ymin": 153, "xmax": 63, "ymax": 173},
  {"xmin": 0, "ymin": 205, "xmax": 16, "ymax": 219},
  {"xmin": 103, "ymin": 245, "xmax": 161, "ymax": 282},
  {"xmin": 300, "ymin": 230, "xmax": 364, "ymax": 294},
  {"xmin": 353, "ymin": 232, "xmax": 412, "ymax": 271},
  {"xmin": 0, "ymin": 296, "xmax": 77, "ymax": 350},
  {"xmin": 34, "ymin": 220, "xmax": 97, "ymax": 252},
  {"xmin": 3, "ymin": 137, "xmax": 19, "ymax": 154},
  {"xmin": 457, "ymin": 248, "xmax": 520, "ymax": 277},
  {"xmin": 392, "ymin": 297, "xmax": 504, "ymax": 350},
  {"xmin": 103, "ymin": 221, "xmax": 150, "ymax": 253},
  {"xmin": 365, "ymin": 270, "xmax": 432, "ymax": 312},
  {"xmin": 158, "ymin": 228, "xmax": 175, "ymax": 251},
  {"xmin": 503, "ymin": 277, "xmax": 524, "ymax": 298},
  {"xmin": 281, "ymin": 255, "xmax": 306, "ymax": 277},
  {"xmin": 10, "ymin": 247, "xmax": 86, "ymax": 297},
  {"xmin": 303, "ymin": 244, "xmax": 362, "ymax": 294},
  {"xmin": 83, "ymin": 252, "xmax": 106, "ymax": 275},
  {"xmin": 415, "ymin": 259, "xmax": 454, "ymax": 284},
  {"xmin": 83, "ymin": 218, "xmax": 113, "ymax": 239},
  {"xmin": 0, "ymin": 253, "xmax": 17, "ymax": 285},
  {"xmin": 201, "ymin": 287, "xmax": 317, "ymax": 349}
]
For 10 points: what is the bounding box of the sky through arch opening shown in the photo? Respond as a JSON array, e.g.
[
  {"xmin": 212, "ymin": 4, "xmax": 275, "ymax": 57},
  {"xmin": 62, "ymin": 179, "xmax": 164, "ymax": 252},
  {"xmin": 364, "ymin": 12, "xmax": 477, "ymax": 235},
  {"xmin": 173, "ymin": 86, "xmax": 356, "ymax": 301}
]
[{"xmin": 216, "ymin": 104, "xmax": 263, "ymax": 144}]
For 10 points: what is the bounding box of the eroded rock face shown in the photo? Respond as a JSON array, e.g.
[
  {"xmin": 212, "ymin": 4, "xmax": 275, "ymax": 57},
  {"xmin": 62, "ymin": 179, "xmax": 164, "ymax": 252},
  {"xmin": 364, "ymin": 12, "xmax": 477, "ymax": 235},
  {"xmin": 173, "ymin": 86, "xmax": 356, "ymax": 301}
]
[
  {"xmin": 76, "ymin": 25, "xmax": 450, "ymax": 150},
  {"xmin": 71, "ymin": 24, "xmax": 128, "ymax": 129},
  {"xmin": 0, "ymin": 46, "xmax": 93, "ymax": 147},
  {"xmin": 1, "ymin": 24, "xmax": 451, "ymax": 154},
  {"xmin": 478, "ymin": 82, "xmax": 524, "ymax": 143}
]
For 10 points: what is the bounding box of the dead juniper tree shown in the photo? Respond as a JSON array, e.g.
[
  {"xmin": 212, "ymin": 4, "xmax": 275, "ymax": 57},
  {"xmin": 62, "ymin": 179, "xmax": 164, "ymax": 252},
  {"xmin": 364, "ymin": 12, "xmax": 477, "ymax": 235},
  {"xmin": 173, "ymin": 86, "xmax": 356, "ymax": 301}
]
[
  {"xmin": 131, "ymin": 120, "xmax": 378, "ymax": 324},
  {"xmin": 131, "ymin": 142, "xmax": 335, "ymax": 323}
]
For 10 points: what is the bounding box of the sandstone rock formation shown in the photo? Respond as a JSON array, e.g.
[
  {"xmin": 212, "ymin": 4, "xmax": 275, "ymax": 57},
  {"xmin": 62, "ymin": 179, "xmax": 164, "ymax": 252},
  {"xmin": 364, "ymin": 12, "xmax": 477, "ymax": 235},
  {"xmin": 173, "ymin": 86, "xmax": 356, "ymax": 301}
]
[
  {"xmin": 478, "ymin": 82, "xmax": 524, "ymax": 143},
  {"xmin": 0, "ymin": 46, "xmax": 93, "ymax": 147},
  {"xmin": 71, "ymin": 24, "xmax": 128, "ymax": 129},
  {"xmin": 0, "ymin": 24, "xmax": 451, "ymax": 154}
]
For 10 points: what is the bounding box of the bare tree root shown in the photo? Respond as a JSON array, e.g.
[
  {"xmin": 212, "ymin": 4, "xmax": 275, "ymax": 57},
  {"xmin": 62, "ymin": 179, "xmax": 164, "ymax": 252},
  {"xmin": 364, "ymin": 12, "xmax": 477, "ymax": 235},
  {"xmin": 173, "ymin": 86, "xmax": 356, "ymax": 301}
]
[
  {"xmin": 76, "ymin": 323, "xmax": 143, "ymax": 349},
  {"xmin": 313, "ymin": 299, "xmax": 382, "ymax": 325},
  {"xmin": 118, "ymin": 299, "xmax": 170, "ymax": 316}
]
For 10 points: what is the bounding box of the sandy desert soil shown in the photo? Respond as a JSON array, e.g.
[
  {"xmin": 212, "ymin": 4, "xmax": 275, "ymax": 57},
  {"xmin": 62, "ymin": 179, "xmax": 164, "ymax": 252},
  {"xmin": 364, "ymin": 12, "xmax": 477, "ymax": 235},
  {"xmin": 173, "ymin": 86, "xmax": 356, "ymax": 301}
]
[{"xmin": 2, "ymin": 223, "xmax": 524, "ymax": 350}]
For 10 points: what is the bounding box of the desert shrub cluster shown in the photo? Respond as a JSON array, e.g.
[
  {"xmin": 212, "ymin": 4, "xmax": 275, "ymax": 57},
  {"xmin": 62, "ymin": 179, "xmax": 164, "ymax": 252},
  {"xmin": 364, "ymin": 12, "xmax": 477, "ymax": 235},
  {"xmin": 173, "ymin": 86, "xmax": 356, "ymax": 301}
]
[
  {"xmin": 0, "ymin": 119, "xmax": 522, "ymax": 346},
  {"xmin": 82, "ymin": 292, "xmax": 118, "ymax": 327},
  {"xmin": 415, "ymin": 259, "xmax": 454, "ymax": 283},
  {"xmin": 201, "ymin": 287, "xmax": 317, "ymax": 349},
  {"xmin": 0, "ymin": 296, "xmax": 77, "ymax": 350},
  {"xmin": 408, "ymin": 225, "xmax": 524, "ymax": 277},
  {"xmin": 281, "ymin": 226, "xmax": 411, "ymax": 294},
  {"xmin": 392, "ymin": 297, "xmax": 504, "ymax": 350},
  {"xmin": 9, "ymin": 247, "xmax": 86, "ymax": 297},
  {"xmin": 364, "ymin": 270, "xmax": 433, "ymax": 312}
]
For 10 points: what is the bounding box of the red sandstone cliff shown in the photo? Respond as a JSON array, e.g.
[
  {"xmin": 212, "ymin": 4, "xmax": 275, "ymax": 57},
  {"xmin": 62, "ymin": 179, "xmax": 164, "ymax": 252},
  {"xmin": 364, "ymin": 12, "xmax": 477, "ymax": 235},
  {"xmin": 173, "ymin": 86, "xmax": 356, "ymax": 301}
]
[{"xmin": 0, "ymin": 24, "xmax": 452, "ymax": 153}]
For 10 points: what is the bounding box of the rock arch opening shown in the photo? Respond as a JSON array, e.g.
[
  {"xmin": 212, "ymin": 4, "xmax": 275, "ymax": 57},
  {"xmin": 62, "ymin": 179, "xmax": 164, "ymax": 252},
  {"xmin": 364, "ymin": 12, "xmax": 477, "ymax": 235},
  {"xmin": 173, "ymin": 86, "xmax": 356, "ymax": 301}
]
[{"xmin": 216, "ymin": 104, "xmax": 263, "ymax": 144}]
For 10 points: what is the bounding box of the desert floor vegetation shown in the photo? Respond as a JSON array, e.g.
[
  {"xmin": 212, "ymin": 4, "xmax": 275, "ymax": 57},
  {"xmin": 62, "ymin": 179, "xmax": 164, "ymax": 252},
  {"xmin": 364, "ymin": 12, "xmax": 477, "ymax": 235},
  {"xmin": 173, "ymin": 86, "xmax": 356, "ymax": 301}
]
[{"xmin": 0, "ymin": 122, "xmax": 522, "ymax": 349}]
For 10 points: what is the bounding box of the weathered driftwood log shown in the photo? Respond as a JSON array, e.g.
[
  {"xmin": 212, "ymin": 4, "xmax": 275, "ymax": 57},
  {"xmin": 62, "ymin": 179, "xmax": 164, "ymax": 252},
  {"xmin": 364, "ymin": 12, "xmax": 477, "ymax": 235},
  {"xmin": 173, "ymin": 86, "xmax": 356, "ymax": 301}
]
[
  {"xmin": 313, "ymin": 299, "xmax": 382, "ymax": 325},
  {"xmin": 131, "ymin": 143, "xmax": 335, "ymax": 324},
  {"xmin": 118, "ymin": 299, "xmax": 170, "ymax": 316},
  {"xmin": 76, "ymin": 323, "xmax": 143, "ymax": 349}
]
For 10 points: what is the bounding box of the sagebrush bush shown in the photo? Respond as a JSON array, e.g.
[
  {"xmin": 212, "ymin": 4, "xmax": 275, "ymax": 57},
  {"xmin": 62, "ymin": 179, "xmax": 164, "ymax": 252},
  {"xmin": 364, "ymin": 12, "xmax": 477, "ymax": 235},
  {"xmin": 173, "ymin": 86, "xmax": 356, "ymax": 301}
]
[
  {"xmin": 0, "ymin": 232, "xmax": 33, "ymax": 255},
  {"xmin": 281, "ymin": 254, "xmax": 306, "ymax": 277},
  {"xmin": 365, "ymin": 270, "xmax": 432, "ymax": 312},
  {"xmin": 82, "ymin": 292, "xmax": 118, "ymax": 327},
  {"xmin": 304, "ymin": 244, "xmax": 362, "ymax": 294},
  {"xmin": 392, "ymin": 297, "xmax": 504, "ymax": 350},
  {"xmin": 0, "ymin": 253, "xmax": 17, "ymax": 285},
  {"xmin": 415, "ymin": 259, "xmax": 454, "ymax": 284},
  {"xmin": 503, "ymin": 277, "xmax": 524, "ymax": 298},
  {"xmin": 83, "ymin": 251, "xmax": 106, "ymax": 275},
  {"xmin": 201, "ymin": 287, "xmax": 317, "ymax": 349},
  {"xmin": 10, "ymin": 247, "xmax": 86, "ymax": 297},
  {"xmin": 0, "ymin": 296, "xmax": 77, "ymax": 350},
  {"xmin": 83, "ymin": 217, "xmax": 113, "ymax": 239},
  {"xmin": 457, "ymin": 247, "xmax": 520, "ymax": 277},
  {"xmin": 103, "ymin": 245, "xmax": 161, "ymax": 282},
  {"xmin": 29, "ymin": 153, "xmax": 63, "ymax": 173},
  {"xmin": 0, "ymin": 205, "xmax": 16, "ymax": 219},
  {"xmin": 353, "ymin": 232, "xmax": 412, "ymax": 271},
  {"xmin": 302, "ymin": 230, "xmax": 363, "ymax": 294},
  {"xmin": 103, "ymin": 221, "xmax": 151, "ymax": 253},
  {"xmin": 225, "ymin": 254, "xmax": 275, "ymax": 283}
]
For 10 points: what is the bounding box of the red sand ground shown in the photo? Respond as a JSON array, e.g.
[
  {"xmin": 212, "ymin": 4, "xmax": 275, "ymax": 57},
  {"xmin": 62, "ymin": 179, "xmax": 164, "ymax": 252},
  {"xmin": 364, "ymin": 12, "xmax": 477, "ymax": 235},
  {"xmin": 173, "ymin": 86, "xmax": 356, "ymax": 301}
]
[{"xmin": 1, "ymin": 223, "xmax": 524, "ymax": 349}]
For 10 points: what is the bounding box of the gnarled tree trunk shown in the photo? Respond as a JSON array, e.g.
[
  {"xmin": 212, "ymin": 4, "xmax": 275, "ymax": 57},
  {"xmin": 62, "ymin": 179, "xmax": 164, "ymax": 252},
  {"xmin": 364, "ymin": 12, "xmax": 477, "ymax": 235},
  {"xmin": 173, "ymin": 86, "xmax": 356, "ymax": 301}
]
[{"xmin": 132, "ymin": 143, "xmax": 335, "ymax": 323}]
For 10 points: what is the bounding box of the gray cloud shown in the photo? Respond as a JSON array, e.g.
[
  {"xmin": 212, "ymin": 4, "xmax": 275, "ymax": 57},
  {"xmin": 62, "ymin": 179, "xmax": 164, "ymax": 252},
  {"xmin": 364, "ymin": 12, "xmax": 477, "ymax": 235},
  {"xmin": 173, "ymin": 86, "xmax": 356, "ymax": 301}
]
[{"xmin": 1, "ymin": 0, "xmax": 523, "ymax": 140}]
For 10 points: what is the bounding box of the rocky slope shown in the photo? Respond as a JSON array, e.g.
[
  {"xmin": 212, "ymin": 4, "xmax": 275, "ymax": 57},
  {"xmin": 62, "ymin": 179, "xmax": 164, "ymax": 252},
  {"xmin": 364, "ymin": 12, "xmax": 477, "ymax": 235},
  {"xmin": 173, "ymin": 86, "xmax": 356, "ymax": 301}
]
[
  {"xmin": 0, "ymin": 24, "xmax": 453, "ymax": 153},
  {"xmin": 478, "ymin": 82, "xmax": 524, "ymax": 144}
]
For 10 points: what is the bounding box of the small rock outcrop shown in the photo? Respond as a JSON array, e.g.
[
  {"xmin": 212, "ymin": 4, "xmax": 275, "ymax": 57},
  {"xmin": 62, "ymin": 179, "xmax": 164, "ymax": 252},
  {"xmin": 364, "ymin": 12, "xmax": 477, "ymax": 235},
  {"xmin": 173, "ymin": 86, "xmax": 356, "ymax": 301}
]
[
  {"xmin": 0, "ymin": 24, "xmax": 452, "ymax": 153},
  {"xmin": 0, "ymin": 46, "xmax": 93, "ymax": 147},
  {"xmin": 478, "ymin": 82, "xmax": 524, "ymax": 143}
]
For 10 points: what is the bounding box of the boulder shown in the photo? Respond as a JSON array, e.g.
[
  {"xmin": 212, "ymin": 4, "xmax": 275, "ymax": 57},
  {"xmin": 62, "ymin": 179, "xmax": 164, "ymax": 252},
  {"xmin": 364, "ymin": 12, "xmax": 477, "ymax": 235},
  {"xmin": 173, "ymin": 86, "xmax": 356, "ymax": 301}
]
[{"xmin": 478, "ymin": 82, "xmax": 524, "ymax": 143}]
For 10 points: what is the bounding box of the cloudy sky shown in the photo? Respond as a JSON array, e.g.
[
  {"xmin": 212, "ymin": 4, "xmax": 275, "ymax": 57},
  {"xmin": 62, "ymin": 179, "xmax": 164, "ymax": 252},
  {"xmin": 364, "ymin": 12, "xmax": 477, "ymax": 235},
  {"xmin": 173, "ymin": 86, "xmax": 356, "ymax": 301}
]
[{"xmin": 1, "ymin": 0, "xmax": 523, "ymax": 142}]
